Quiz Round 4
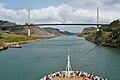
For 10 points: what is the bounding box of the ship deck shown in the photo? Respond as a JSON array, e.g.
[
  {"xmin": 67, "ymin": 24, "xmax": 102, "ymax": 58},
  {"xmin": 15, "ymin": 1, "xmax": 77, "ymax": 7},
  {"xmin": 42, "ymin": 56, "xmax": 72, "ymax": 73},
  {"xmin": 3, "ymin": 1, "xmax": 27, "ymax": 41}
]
[
  {"xmin": 51, "ymin": 76, "xmax": 91, "ymax": 80},
  {"xmin": 40, "ymin": 49, "xmax": 106, "ymax": 80},
  {"xmin": 40, "ymin": 71, "xmax": 105, "ymax": 80}
]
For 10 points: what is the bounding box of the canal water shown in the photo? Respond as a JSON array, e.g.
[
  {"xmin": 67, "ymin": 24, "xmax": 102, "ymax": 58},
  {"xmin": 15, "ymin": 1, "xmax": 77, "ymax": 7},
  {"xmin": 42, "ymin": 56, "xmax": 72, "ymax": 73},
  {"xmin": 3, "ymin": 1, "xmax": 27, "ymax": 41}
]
[{"xmin": 0, "ymin": 35, "xmax": 120, "ymax": 80}]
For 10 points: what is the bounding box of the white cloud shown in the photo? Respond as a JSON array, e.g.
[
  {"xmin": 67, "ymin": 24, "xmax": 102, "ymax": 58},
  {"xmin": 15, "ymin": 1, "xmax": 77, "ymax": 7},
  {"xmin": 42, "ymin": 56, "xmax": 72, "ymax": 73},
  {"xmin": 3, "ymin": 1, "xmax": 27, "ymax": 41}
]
[
  {"xmin": 31, "ymin": 4, "xmax": 74, "ymax": 23},
  {"xmin": 0, "ymin": 1, "xmax": 120, "ymax": 32},
  {"xmin": 113, "ymin": 3, "xmax": 120, "ymax": 9},
  {"xmin": 0, "ymin": 2, "xmax": 119, "ymax": 24}
]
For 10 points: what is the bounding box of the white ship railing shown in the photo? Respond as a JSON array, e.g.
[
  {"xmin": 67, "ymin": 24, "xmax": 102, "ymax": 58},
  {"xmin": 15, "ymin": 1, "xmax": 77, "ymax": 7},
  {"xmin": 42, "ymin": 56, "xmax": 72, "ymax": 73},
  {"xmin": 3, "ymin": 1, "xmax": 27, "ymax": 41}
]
[{"xmin": 40, "ymin": 71, "xmax": 107, "ymax": 80}]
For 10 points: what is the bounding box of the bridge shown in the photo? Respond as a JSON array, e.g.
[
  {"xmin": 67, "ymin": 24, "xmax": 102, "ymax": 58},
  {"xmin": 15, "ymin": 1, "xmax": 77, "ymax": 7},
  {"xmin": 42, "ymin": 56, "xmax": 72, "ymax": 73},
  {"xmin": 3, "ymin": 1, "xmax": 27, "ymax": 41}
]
[
  {"xmin": 28, "ymin": 23, "xmax": 108, "ymax": 26},
  {"xmin": 0, "ymin": 7, "xmax": 109, "ymax": 36},
  {"xmin": 0, "ymin": 23, "xmax": 108, "ymax": 29},
  {"xmin": 26, "ymin": 6, "xmax": 108, "ymax": 36}
]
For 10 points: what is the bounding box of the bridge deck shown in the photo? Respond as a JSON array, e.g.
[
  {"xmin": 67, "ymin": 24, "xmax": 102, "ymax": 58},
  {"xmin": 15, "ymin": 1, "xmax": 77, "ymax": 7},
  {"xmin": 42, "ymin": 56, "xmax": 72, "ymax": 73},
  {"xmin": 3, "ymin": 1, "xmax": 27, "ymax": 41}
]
[
  {"xmin": 0, "ymin": 23, "xmax": 108, "ymax": 27},
  {"xmin": 33, "ymin": 23, "xmax": 108, "ymax": 26}
]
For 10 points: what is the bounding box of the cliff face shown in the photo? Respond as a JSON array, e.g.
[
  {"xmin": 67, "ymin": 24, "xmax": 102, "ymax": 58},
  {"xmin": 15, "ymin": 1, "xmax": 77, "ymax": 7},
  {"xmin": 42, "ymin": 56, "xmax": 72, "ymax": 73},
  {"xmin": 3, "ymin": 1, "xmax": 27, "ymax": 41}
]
[
  {"xmin": 80, "ymin": 19, "xmax": 120, "ymax": 48},
  {"xmin": 43, "ymin": 27, "xmax": 63, "ymax": 36},
  {"xmin": 78, "ymin": 27, "xmax": 96, "ymax": 37},
  {"xmin": 6, "ymin": 26, "xmax": 63, "ymax": 37}
]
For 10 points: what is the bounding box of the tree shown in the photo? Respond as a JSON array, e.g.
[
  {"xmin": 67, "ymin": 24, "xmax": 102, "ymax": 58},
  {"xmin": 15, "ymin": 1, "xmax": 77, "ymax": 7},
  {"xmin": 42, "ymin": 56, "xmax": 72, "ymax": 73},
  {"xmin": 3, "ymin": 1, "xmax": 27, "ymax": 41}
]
[
  {"xmin": 109, "ymin": 19, "xmax": 120, "ymax": 28},
  {"xmin": 0, "ymin": 33, "xmax": 3, "ymax": 38}
]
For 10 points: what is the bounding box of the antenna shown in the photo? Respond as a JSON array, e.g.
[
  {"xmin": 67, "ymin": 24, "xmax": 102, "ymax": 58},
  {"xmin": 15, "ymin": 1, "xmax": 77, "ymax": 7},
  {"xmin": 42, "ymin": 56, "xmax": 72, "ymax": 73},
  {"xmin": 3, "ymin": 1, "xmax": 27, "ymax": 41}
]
[
  {"xmin": 66, "ymin": 47, "xmax": 72, "ymax": 77},
  {"xmin": 28, "ymin": 9, "xmax": 31, "ymax": 36}
]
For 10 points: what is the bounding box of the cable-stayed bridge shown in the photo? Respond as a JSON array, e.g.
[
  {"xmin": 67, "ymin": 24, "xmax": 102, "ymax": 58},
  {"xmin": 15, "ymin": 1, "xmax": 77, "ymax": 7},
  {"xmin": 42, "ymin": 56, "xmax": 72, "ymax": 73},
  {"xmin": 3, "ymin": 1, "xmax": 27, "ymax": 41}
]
[
  {"xmin": 26, "ymin": 23, "xmax": 108, "ymax": 26},
  {"xmin": 0, "ymin": 7, "xmax": 109, "ymax": 36}
]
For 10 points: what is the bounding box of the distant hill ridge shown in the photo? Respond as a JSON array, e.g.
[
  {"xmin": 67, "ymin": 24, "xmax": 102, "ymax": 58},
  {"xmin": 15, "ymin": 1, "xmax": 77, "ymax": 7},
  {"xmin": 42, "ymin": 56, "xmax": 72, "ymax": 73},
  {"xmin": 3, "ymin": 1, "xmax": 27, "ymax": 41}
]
[
  {"xmin": 43, "ymin": 27, "xmax": 75, "ymax": 35},
  {"xmin": 0, "ymin": 20, "xmax": 16, "ymax": 26}
]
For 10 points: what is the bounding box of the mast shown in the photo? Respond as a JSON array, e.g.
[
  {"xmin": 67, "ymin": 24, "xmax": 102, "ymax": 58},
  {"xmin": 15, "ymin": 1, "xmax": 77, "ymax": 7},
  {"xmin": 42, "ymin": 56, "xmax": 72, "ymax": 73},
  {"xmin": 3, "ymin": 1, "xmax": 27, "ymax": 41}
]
[
  {"xmin": 28, "ymin": 9, "xmax": 31, "ymax": 36},
  {"xmin": 66, "ymin": 47, "xmax": 72, "ymax": 77}
]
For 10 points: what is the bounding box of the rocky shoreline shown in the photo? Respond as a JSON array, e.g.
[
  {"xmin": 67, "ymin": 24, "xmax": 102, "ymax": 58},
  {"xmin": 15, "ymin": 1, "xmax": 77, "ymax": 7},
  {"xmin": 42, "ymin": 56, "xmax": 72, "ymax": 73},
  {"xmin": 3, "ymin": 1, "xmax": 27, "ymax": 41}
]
[
  {"xmin": 79, "ymin": 19, "xmax": 120, "ymax": 48},
  {"xmin": 85, "ymin": 34, "xmax": 120, "ymax": 48},
  {"xmin": 0, "ymin": 46, "xmax": 8, "ymax": 51}
]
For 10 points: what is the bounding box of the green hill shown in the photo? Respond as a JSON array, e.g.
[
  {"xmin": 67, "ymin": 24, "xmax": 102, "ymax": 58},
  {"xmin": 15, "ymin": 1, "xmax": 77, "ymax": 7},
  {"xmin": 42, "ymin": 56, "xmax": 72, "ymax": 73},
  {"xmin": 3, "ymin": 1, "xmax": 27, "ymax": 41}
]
[
  {"xmin": 0, "ymin": 20, "xmax": 16, "ymax": 26},
  {"xmin": 80, "ymin": 19, "xmax": 120, "ymax": 48}
]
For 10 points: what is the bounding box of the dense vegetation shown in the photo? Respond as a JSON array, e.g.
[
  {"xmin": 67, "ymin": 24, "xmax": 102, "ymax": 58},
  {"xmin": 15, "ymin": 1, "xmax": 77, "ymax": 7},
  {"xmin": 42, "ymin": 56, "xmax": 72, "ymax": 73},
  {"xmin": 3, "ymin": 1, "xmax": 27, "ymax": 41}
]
[
  {"xmin": 0, "ymin": 20, "xmax": 16, "ymax": 26},
  {"xmin": 80, "ymin": 19, "xmax": 120, "ymax": 48}
]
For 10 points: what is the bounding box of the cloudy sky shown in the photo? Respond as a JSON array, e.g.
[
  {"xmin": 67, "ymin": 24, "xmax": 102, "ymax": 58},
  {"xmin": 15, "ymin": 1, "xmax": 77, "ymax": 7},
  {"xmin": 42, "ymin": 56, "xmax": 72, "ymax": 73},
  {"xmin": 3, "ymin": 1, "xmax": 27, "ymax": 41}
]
[{"xmin": 0, "ymin": 0, "xmax": 120, "ymax": 32}]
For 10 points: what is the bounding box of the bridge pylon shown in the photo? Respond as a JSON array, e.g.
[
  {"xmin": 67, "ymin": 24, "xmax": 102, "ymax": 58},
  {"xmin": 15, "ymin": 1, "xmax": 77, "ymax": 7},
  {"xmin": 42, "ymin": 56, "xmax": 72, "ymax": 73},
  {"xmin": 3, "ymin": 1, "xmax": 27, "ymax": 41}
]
[
  {"xmin": 28, "ymin": 9, "xmax": 31, "ymax": 36},
  {"xmin": 97, "ymin": 6, "xmax": 99, "ymax": 31}
]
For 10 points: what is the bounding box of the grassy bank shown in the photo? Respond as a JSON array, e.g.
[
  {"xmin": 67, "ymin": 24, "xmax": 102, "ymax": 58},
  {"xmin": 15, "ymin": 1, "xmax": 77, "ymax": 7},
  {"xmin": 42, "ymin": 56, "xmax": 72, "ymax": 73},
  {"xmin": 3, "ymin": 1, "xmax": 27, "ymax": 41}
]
[
  {"xmin": 0, "ymin": 31, "xmax": 40, "ymax": 50},
  {"xmin": 0, "ymin": 32, "xmax": 39, "ymax": 42},
  {"xmin": 0, "ymin": 31, "xmax": 59, "ymax": 50}
]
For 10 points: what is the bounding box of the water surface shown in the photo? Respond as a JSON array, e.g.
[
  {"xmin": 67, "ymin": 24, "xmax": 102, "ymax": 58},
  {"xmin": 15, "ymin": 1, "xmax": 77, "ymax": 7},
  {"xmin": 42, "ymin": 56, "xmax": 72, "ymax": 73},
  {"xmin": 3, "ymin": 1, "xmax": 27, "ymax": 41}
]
[{"xmin": 0, "ymin": 35, "xmax": 120, "ymax": 80}]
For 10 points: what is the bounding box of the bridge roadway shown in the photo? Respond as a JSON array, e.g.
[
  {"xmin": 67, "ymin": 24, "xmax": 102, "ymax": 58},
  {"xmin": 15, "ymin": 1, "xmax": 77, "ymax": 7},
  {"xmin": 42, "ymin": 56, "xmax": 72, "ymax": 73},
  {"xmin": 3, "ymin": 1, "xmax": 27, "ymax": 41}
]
[
  {"xmin": 30, "ymin": 23, "xmax": 108, "ymax": 26},
  {"xmin": 0, "ymin": 23, "xmax": 108, "ymax": 28}
]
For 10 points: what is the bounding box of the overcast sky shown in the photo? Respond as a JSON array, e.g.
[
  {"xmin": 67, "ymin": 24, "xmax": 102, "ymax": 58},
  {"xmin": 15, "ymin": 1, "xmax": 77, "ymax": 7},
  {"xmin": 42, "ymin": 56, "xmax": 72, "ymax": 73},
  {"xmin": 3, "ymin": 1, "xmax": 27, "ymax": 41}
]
[{"xmin": 0, "ymin": 0, "xmax": 120, "ymax": 32}]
